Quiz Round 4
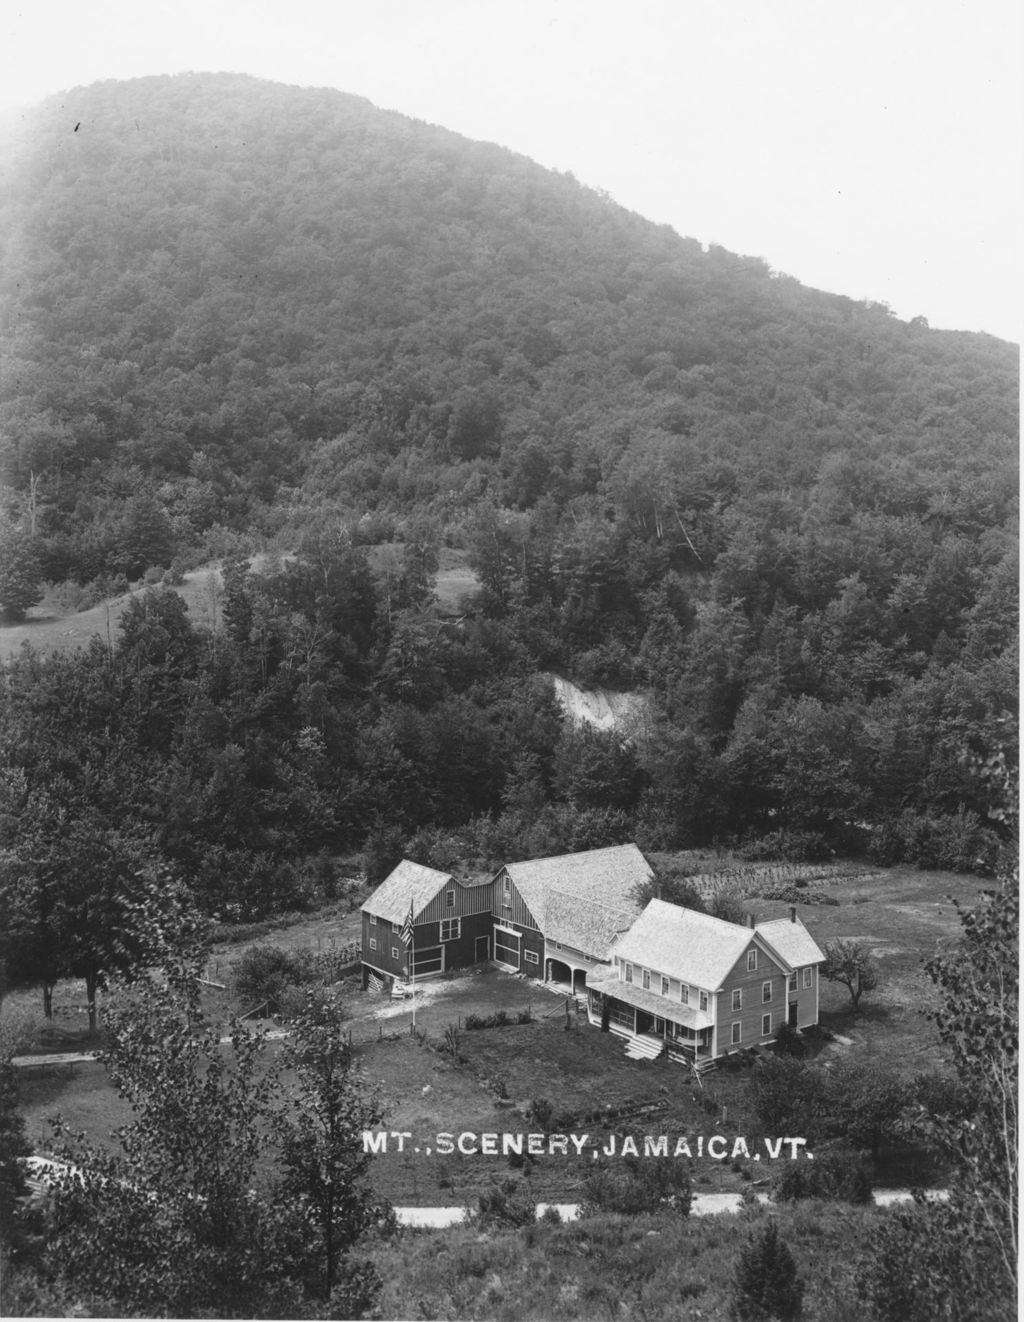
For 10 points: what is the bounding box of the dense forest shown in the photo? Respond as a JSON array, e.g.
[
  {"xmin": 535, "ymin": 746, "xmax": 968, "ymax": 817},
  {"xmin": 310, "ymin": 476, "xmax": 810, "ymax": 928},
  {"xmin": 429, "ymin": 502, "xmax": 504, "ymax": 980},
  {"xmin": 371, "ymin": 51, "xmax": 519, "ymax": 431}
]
[{"xmin": 0, "ymin": 72, "xmax": 1018, "ymax": 931}]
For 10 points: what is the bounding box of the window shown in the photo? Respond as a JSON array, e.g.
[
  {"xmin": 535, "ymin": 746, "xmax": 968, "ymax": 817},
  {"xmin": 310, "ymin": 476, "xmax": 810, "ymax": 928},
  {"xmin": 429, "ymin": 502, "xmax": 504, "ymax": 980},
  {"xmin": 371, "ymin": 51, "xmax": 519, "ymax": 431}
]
[
  {"xmin": 369, "ymin": 938, "xmax": 377, "ymax": 951},
  {"xmin": 440, "ymin": 918, "xmax": 461, "ymax": 942},
  {"xmin": 392, "ymin": 922, "xmax": 401, "ymax": 934},
  {"xmin": 699, "ymin": 991, "xmax": 708, "ymax": 1012},
  {"xmin": 747, "ymin": 949, "xmax": 757, "ymax": 972},
  {"xmin": 524, "ymin": 950, "xmax": 539, "ymax": 965},
  {"xmin": 762, "ymin": 980, "xmax": 772, "ymax": 1003},
  {"xmin": 503, "ymin": 876, "xmax": 511, "ymax": 896},
  {"xmin": 369, "ymin": 914, "xmax": 377, "ymax": 926},
  {"xmin": 803, "ymin": 967, "xmax": 813, "ymax": 988},
  {"xmin": 642, "ymin": 969, "xmax": 651, "ymax": 990},
  {"xmin": 680, "ymin": 984, "xmax": 690, "ymax": 1005},
  {"xmin": 625, "ymin": 963, "xmax": 634, "ymax": 983},
  {"xmin": 661, "ymin": 976, "xmax": 670, "ymax": 996},
  {"xmin": 762, "ymin": 1013, "xmax": 771, "ymax": 1036},
  {"xmin": 391, "ymin": 947, "xmax": 399, "ymax": 960},
  {"xmin": 731, "ymin": 1022, "xmax": 742, "ymax": 1045},
  {"xmin": 789, "ymin": 972, "xmax": 798, "ymax": 992},
  {"xmin": 446, "ymin": 890, "xmax": 455, "ymax": 910},
  {"xmin": 732, "ymin": 989, "xmax": 742, "ymax": 1011}
]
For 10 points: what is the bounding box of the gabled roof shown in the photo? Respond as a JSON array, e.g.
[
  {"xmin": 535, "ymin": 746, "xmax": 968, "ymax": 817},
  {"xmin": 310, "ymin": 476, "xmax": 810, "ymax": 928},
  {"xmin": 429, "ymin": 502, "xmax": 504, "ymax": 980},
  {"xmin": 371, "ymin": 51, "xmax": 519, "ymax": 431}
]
[
  {"xmin": 612, "ymin": 898, "xmax": 788, "ymax": 991},
  {"xmin": 362, "ymin": 859, "xmax": 454, "ymax": 925},
  {"xmin": 501, "ymin": 844, "xmax": 651, "ymax": 959},
  {"xmin": 504, "ymin": 843, "xmax": 651, "ymax": 916},
  {"xmin": 755, "ymin": 917, "xmax": 826, "ymax": 968},
  {"xmin": 542, "ymin": 889, "xmax": 636, "ymax": 959}
]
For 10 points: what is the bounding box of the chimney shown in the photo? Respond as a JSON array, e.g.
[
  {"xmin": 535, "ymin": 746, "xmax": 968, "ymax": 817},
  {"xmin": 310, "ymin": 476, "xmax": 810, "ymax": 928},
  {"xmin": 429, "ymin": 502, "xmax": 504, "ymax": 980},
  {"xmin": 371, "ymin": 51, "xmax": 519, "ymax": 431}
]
[
  {"xmin": 790, "ymin": 905, "xmax": 797, "ymax": 923},
  {"xmin": 746, "ymin": 912, "xmax": 755, "ymax": 928}
]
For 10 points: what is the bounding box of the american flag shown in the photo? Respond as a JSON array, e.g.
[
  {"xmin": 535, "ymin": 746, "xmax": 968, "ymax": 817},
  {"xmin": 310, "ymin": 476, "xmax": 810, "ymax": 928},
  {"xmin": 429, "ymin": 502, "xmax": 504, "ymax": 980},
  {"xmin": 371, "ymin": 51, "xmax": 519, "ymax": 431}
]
[{"xmin": 401, "ymin": 903, "xmax": 414, "ymax": 946}]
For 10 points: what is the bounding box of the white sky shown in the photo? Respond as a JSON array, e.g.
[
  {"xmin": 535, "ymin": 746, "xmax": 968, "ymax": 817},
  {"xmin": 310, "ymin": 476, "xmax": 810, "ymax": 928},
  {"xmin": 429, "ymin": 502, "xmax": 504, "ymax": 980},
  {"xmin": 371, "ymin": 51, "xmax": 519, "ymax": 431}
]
[{"xmin": 1, "ymin": 0, "xmax": 1021, "ymax": 342}]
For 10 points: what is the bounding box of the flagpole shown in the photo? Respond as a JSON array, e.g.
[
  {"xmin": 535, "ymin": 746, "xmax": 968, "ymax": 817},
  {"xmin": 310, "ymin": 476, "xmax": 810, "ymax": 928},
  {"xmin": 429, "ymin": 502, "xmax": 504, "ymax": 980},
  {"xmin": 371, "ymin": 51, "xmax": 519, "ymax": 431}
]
[{"xmin": 409, "ymin": 900, "xmax": 416, "ymax": 1033}]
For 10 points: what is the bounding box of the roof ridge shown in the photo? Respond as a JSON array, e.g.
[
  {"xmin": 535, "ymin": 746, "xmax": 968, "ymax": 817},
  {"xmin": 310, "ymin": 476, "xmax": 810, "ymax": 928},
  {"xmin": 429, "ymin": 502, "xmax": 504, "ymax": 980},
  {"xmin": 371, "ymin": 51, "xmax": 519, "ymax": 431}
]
[
  {"xmin": 547, "ymin": 886, "xmax": 636, "ymax": 917},
  {"xmin": 649, "ymin": 897, "xmax": 751, "ymax": 936},
  {"xmin": 506, "ymin": 842, "xmax": 642, "ymax": 870}
]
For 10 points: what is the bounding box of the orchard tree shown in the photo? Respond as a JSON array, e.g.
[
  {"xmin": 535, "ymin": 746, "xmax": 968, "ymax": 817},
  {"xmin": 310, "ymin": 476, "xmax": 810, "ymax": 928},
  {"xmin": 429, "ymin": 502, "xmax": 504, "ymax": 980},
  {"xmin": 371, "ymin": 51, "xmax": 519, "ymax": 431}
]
[{"xmin": 821, "ymin": 938, "xmax": 879, "ymax": 1009}]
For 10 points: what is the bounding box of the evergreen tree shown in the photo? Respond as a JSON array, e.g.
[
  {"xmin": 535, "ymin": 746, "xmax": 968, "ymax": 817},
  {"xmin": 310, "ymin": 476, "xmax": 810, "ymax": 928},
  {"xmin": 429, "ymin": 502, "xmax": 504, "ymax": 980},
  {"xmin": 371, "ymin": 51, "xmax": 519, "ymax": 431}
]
[{"xmin": 731, "ymin": 1220, "xmax": 805, "ymax": 1320}]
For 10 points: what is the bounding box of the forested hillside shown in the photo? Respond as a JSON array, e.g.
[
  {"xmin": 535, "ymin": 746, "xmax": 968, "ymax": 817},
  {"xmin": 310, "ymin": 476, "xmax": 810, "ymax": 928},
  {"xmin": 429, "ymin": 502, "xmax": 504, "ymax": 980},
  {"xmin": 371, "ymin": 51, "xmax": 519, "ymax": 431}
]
[{"xmin": 0, "ymin": 73, "xmax": 1017, "ymax": 926}]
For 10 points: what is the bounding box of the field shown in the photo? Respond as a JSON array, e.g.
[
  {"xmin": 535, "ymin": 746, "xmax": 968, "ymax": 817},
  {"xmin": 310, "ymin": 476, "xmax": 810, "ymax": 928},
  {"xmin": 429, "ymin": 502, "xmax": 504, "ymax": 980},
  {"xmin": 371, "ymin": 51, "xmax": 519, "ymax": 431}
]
[
  {"xmin": 9, "ymin": 862, "xmax": 984, "ymax": 1206},
  {"xmin": 0, "ymin": 565, "xmax": 224, "ymax": 662},
  {"xmin": 0, "ymin": 548, "xmax": 482, "ymax": 664}
]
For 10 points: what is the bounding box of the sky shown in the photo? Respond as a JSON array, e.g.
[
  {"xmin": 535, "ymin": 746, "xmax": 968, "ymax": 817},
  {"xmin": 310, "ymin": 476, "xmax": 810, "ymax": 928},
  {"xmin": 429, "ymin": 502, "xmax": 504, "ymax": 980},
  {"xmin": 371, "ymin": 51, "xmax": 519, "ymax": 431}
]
[{"xmin": 1, "ymin": 0, "xmax": 1021, "ymax": 342}]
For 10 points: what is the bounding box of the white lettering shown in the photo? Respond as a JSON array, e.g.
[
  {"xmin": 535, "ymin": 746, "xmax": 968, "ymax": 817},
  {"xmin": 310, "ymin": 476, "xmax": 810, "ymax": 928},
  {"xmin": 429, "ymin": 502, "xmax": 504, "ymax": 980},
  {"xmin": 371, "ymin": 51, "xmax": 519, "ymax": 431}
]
[
  {"xmin": 570, "ymin": 1134, "xmax": 589, "ymax": 1155},
  {"xmin": 548, "ymin": 1134, "xmax": 569, "ymax": 1155},
  {"xmin": 673, "ymin": 1137, "xmax": 693, "ymax": 1158},
  {"xmin": 763, "ymin": 1137, "xmax": 784, "ymax": 1159},
  {"xmin": 785, "ymin": 1137, "xmax": 807, "ymax": 1159},
  {"xmin": 362, "ymin": 1131, "xmax": 388, "ymax": 1154},
  {"xmin": 707, "ymin": 1136, "xmax": 727, "ymax": 1160},
  {"xmin": 390, "ymin": 1131, "xmax": 412, "ymax": 1152},
  {"xmin": 621, "ymin": 1136, "xmax": 638, "ymax": 1157},
  {"xmin": 458, "ymin": 1132, "xmax": 477, "ymax": 1155},
  {"xmin": 480, "ymin": 1133, "xmax": 498, "ymax": 1155},
  {"xmin": 602, "ymin": 1135, "xmax": 617, "ymax": 1156},
  {"xmin": 502, "ymin": 1133, "xmax": 523, "ymax": 1155},
  {"xmin": 436, "ymin": 1133, "xmax": 454, "ymax": 1155},
  {"xmin": 527, "ymin": 1133, "xmax": 545, "ymax": 1156},
  {"xmin": 731, "ymin": 1138, "xmax": 750, "ymax": 1160},
  {"xmin": 645, "ymin": 1135, "xmax": 668, "ymax": 1157}
]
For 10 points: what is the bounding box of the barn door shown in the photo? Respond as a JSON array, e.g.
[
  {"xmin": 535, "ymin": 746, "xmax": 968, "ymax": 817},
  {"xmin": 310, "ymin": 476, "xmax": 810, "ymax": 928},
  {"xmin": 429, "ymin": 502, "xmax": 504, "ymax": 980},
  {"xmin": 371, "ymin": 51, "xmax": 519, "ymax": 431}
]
[{"xmin": 493, "ymin": 928, "xmax": 521, "ymax": 969}]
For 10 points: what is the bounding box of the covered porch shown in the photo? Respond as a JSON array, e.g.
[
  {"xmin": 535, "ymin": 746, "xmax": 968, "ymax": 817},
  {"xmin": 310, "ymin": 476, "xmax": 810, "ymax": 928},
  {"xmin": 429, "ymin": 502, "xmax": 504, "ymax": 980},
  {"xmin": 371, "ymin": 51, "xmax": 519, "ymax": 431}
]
[
  {"xmin": 543, "ymin": 944, "xmax": 601, "ymax": 997},
  {"xmin": 586, "ymin": 969, "xmax": 715, "ymax": 1060}
]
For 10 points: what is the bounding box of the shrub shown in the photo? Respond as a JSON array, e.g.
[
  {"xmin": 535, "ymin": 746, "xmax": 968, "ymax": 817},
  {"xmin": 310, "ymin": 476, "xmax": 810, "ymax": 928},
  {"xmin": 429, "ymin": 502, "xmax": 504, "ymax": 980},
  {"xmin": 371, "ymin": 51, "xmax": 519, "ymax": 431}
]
[
  {"xmin": 474, "ymin": 1178, "xmax": 535, "ymax": 1229},
  {"xmin": 731, "ymin": 1220, "xmax": 805, "ymax": 1320},
  {"xmin": 773, "ymin": 1023, "xmax": 805, "ymax": 1058},
  {"xmin": 867, "ymin": 808, "xmax": 999, "ymax": 874},
  {"xmin": 741, "ymin": 830, "xmax": 833, "ymax": 864},
  {"xmin": 772, "ymin": 1147, "xmax": 872, "ymax": 1204},
  {"xmin": 230, "ymin": 943, "xmax": 340, "ymax": 1014},
  {"xmin": 528, "ymin": 1098, "xmax": 555, "ymax": 1131},
  {"xmin": 580, "ymin": 1156, "xmax": 692, "ymax": 1216}
]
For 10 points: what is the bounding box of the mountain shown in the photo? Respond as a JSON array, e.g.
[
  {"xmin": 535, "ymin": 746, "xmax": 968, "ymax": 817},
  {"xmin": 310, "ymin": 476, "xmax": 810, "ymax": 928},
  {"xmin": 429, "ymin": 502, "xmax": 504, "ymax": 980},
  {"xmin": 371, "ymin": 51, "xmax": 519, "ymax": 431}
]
[
  {"xmin": 0, "ymin": 73, "xmax": 1017, "ymax": 900},
  {"xmin": 0, "ymin": 74, "xmax": 1016, "ymax": 575}
]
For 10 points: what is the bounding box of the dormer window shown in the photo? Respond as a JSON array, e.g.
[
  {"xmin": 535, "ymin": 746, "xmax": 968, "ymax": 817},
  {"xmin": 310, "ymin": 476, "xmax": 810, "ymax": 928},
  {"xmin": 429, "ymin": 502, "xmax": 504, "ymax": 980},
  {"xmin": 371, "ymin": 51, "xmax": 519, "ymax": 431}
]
[
  {"xmin": 642, "ymin": 969, "xmax": 651, "ymax": 990},
  {"xmin": 625, "ymin": 963, "xmax": 634, "ymax": 983}
]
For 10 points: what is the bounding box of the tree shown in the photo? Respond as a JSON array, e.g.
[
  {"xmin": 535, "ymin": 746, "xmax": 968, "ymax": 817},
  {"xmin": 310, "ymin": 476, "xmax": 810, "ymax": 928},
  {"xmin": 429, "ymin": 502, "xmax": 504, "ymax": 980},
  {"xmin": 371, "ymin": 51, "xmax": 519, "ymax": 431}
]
[
  {"xmin": 3, "ymin": 794, "xmax": 197, "ymax": 1029},
  {"xmin": 821, "ymin": 938, "xmax": 878, "ymax": 1009},
  {"xmin": 0, "ymin": 517, "xmax": 42, "ymax": 622},
  {"xmin": 46, "ymin": 950, "xmax": 308, "ymax": 1318},
  {"xmin": 731, "ymin": 1219, "xmax": 805, "ymax": 1320},
  {"xmin": 276, "ymin": 987, "xmax": 389, "ymax": 1307},
  {"xmin": 856, "ymin": 864, "xmax": 1017, "ymax": 1320},
  {"xmin": 0, "ymin": 1055, "xmax": 30, "ymax": 1249}
]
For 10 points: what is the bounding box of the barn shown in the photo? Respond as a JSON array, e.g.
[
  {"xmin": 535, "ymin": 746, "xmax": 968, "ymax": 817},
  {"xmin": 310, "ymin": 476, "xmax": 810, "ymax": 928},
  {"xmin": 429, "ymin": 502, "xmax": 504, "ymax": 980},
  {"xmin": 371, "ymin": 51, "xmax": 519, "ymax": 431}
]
[
  {"xmin": 489, "ymin": 843, "xmax": 651, "ymax": 993},
  {"xmin": 360, "ymin": 859, "xmax": 493, "ymax": 988}
]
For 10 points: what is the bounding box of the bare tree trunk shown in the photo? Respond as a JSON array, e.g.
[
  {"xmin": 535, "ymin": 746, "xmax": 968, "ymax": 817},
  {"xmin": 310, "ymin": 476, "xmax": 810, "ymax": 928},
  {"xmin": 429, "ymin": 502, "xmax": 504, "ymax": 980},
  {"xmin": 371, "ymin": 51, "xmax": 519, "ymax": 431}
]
[{"xmin": 85, "ymin": 970, "xmax": 98, "ymax": 1033}]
